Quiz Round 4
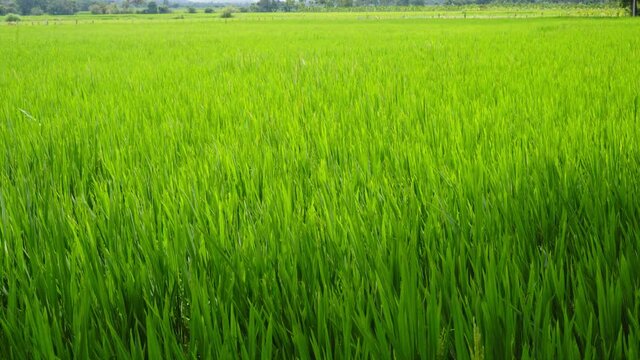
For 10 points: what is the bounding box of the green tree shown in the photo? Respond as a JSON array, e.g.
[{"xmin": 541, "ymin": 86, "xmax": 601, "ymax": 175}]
[
  {"xmin": 146, "ymin": 0, "xmax": 157, "ymax": 13},
  {"xmin": 0, "ymin": 0, "xmax": 19, "ymax": 15},
  {"xmin": 623, "ymin": 0, "xmax": 638, "ymax": 15},
  {"xmin": 89, "ymin": 2, "xmax": 105, "ymax": 13},
  {"xmin": 220, "ymin": 5, "xmax": 234, "ymax": 17},
  {"xmin": 258, "ymin": 0, "xmax": 270, "ymax": 11},
  {"xmin": 16, "ymin": 0, "xmax": 43, "ymax": 15},
  {"xmin": 46, "ymin": 0, "xmax": 75, "ymax": 14},
  {"xmin": 130, "ymin": 0, "xmax": 144, "ymax": 8}
]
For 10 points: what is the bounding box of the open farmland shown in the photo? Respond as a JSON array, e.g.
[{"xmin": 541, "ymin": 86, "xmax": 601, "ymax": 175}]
[{"xmin": 1, "ymin": 14, "xmax": 640, "ymax": 358}]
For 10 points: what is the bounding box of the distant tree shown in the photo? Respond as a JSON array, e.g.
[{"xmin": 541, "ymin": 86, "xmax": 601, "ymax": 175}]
[
  {"xmin": 186, "ymin": 6, "xmax": 195, "ymax": 12},
  {"xmin": 283, "ymin": 0, "xmax": 295, "ymax": 10},
  {"xmin": 0, "ymin": 1, "xmax": 19, "ymax": 15},
  {"xmin": 146, "ymin": 0, "xmax": 156, "ymax": 12},
  {"xmin": 258, "ymin": 0, "xmax": 270, "ymax": 11},
  {"xmin": 158, "ymin": 3, "xmax": 169, "ymax": 12},
  {"xmin": 130, "ymin": 0, "xmax": 144, "ymax": 8},
  {"xmin": 105, "ymin": 3, "xmax": 118, "ymax": 13},
  {"xmin": 204, "ymin": 6, "xmax": 213, "ymax": 12},
  {"xmin": 46, "ymin": 0, "xmax": 76, "ymax": 14},
  {"xmin": 16, "ymin": 0, "xmax": 44, "ymax": 15},
  {"xmin": 29, "ymin": 4, "xmax": 43, "ymax": 13},
  {"xmin": 220, "ymin": 5, "xmax": 234, "ymax": 16},
  {"xmin": 74, "ymin": 0, "xmax": 89, "ymax": 10},
  {"xmin": 622, "ymin": 0, "xmax": 637, "ymax": 15},
  {"xmin": 89, "ymin": 2, "xmax": 104, "ymax": 13}
]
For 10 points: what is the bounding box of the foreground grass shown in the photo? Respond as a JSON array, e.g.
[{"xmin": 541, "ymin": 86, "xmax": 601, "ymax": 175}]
[{"xmin": 1, "ymin": 15, "xmax": 640, "ymax": 359}]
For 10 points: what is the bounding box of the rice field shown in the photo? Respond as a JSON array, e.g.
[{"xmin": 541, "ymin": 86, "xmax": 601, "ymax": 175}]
[{"xmin": 1, "ymin": 13, "xmax": 640, "ymax": 359}]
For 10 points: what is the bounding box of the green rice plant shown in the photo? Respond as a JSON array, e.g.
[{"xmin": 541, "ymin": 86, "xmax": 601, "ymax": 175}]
[{"xmin": 0, "ymin": 13, "xmax": 639, "ymax": 359}]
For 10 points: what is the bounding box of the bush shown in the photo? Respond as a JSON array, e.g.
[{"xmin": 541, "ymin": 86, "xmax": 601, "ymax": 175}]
[
  {"xmin": 5, "ymin": 13, "xmax": 20, "ymax": 22},
  {"xmin": 204, "ymin": 7, "xmax": 213, "ymax": 13},
  {"xmin": 158, "ymin": 4, "xmax": 170, "ymax": 13},
  {"xmin": 30, "ymin": 6, "xmax": 44, "ymax": 15},
  {"xmin": 186, "ymin": 6, "xmax": 196, "ymax": 13},
  {"xmin": 220, "ymin": 6, "xmax": 233, "ymax": 17}
]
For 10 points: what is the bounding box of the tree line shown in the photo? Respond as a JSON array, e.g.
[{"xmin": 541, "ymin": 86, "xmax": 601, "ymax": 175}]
[{"xmin": 0, "ymin": 0, "xmax": 630, "ymax": 16}]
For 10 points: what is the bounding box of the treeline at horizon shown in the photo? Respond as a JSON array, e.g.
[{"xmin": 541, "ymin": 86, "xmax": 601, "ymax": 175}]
[{"xmin": 0, "ymin": 0, "xmax": 626, "ymax": 16}]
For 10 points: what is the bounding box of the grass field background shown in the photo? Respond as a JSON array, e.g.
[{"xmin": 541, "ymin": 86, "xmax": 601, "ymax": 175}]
[
  {"xmin": 4, "ymin": 5, "xmax": 632, "ymax": 23},
  {"xmin": 1, "ymin": 14, "xmax": 640, "ymax": 358}
]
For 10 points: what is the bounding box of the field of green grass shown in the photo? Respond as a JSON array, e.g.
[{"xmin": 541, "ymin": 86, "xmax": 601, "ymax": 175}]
[{"xmin": 1, "ymin": 13, "xmax": 640, "ymax": 359}]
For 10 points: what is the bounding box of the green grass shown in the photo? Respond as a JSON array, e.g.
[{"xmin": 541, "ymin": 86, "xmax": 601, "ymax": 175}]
[{"xmin": 1, "ymin": 14, "xmax": 640, "ymax": 359}]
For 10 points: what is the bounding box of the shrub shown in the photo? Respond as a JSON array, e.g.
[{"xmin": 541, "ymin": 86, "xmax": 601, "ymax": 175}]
[
  {"xmin": 158, "ymin": 4, "xmax": 170, "ymax": 13},
  {"xmin": 220, "ymin": 6, "xmax": 233, "ymax": 17},
  {"xmin": 186, "ymin": 6, "xmax": 196, "ymax": 13},
  {"xmin": 5, "ymin": 13, "xmax": 20, "ymax": 22},
  {"xmin": 204, "ymin": 7, "xmax": 213, "ymax": 13}
]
